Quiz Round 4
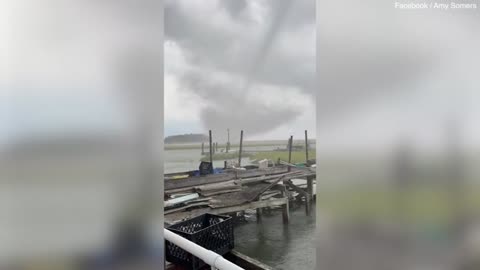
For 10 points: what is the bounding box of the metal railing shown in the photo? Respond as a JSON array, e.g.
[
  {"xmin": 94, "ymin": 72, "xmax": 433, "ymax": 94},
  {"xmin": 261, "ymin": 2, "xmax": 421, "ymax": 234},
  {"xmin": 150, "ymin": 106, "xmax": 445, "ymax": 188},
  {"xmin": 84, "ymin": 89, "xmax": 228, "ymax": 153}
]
[{"xmin": 164, "ymin": 229, "xmax": 244, "ymax": 270}]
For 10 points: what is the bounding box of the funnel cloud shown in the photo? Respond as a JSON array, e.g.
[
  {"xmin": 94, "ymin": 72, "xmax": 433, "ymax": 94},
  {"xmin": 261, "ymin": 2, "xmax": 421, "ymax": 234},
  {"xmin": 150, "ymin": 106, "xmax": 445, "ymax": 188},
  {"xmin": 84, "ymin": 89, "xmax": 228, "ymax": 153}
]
[{"xmin": 164, "ymin": 0, "xmax": 315, "ymax": 140}]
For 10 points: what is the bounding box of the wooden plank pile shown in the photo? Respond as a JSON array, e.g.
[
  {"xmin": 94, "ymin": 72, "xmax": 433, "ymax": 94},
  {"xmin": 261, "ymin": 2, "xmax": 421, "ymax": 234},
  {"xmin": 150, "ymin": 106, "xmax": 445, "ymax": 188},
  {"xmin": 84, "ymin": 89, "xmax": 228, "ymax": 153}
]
[{"xmin": 164, "ymin": 166, "xmax": 315, "ymax": 224}]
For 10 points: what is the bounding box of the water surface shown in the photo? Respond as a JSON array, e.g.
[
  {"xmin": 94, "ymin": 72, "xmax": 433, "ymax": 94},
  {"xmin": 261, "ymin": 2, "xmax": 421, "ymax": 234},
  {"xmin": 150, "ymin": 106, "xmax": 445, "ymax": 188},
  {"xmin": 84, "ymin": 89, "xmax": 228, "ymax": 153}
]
[{"xmin": 234, "ymin": 204, "xmax": 316, "ymax": 270}]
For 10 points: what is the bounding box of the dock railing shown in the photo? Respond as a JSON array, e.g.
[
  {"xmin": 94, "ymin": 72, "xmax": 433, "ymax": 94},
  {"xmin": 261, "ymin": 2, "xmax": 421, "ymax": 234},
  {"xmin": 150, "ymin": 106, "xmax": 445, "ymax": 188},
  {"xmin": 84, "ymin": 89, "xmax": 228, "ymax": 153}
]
[{"xmin": 164, "ymin": 229, "xmax": 244, "ymax": 270}]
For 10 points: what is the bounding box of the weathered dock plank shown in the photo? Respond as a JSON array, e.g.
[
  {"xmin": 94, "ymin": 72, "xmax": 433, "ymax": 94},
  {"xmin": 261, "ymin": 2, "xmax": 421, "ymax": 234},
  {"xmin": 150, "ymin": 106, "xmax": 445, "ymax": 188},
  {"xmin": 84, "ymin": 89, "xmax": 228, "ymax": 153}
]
[
  {"xmin": 164, "ymin": 165, "xmax": 315, "ymax": 225},
  {"xmin": 165, "ymin": 173, "xmax": 234, "ymax": 190},
  {"xmin": 165, "ymin": 166, "xmax": 291, "ymax": 190},
  {"xmin": 164, "ymin": 201, "xmax": 210, "ymax": 215},
  {"xmin": 208, "ymin": 184, "xmax": 271, "ymax": 208},
  {"xmin": 164, "ymin": 197, "xmax": 288, "ymax": 225}
]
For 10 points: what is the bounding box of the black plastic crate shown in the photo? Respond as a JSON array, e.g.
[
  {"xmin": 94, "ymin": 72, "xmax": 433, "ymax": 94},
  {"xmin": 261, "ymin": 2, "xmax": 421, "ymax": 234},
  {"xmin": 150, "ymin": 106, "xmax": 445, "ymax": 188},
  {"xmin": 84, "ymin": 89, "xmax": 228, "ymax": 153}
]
[{"xmin": 165, "ymin": 213, "xmax": 234, "ymax": 270}]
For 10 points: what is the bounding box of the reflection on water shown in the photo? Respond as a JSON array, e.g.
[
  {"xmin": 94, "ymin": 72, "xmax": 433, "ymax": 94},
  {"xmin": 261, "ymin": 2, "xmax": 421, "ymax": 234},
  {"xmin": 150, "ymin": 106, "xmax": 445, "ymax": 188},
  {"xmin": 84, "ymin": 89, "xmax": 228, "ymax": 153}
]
[{"xmin": 234, "ymin": 204, "xmax": 316, "ymax": 270}]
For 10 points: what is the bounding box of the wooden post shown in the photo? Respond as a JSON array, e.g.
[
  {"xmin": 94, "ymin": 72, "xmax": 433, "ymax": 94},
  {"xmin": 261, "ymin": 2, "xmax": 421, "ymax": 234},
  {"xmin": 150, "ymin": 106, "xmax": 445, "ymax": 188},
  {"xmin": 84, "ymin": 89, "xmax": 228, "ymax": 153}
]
[
  {"xmin": 288, "ymin": 136, "xmax": 293, "ymax": 163},
  {"xmin": 305, "ymin": 196, "xmax": 311, "ymax": 216},
  {"xmin": 238, "ymin": 130, "xmax": 244, "ymax": 167},
  {"xmin": 209, "ymin": 130, "xmax": 213, "ymax": 173},
  {"xmin": 201, "ymin": 142, "xmax": 205, "ymax": 155},
  {"xmin": 288, "ymin": 136, "xmax": 293, "ymax": 172},
  {"xmin": 281, "ymin": 184, "xmax": 290, "ymax": 224},
  {"xmin": 285, "ymin": 179, "xmax": 311, "ymax": 216},
  {"xmin": 305, "ymin": 130, "xmax": 309, "ymax": 163},
  {"xmin": 306, "ymin": 176, "xmax": 314, "ymax": 216},
  {"xmin": 227, "ymin": 128, "xmax": 230, "ymax": 153},
  {"xmin": 307, "ymin": 176, "xmax": 314, "ymax": 200},
  {"xmin": 256, "ymin": 208, "xmax": 262, "ymax": 223}
]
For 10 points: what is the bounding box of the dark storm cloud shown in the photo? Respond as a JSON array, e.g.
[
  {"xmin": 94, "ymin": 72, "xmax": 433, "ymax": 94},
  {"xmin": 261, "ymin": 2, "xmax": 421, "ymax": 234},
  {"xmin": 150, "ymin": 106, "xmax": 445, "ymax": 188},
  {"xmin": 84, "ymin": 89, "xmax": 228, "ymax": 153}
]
[
  {"xmin": 221, "ymin": 0, "xmax": 248, "ymax": 18},
  {"xmin": 242, "ymin": 0, "xmax": 292, "ymax": 91},
  {"xmin": 165, "ymin": 0, "xmax": 315, "ymax": 136},
  {"xmin": 165, "ymin": 0, "xmax": 315, "ymax": 92},
  {"xmin": 201, "ymin": 104, "xmax": 299, "ymax": 136},
  {"xmin": 177, "ymin": 67, "xmax": 301, "ymax": 139}
]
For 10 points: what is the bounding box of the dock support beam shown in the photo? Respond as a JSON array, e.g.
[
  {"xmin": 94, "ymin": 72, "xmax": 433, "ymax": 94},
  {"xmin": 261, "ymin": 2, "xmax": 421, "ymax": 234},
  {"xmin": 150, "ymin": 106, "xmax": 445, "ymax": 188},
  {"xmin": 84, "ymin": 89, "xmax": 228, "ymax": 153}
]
[
  {"xmin": 306, "ymin": 176, "xmax": 314, "ymax": 216},
  {"xmin": 281, "ymin": 185, "xmax": 290, "ymax": 223},
  {"xmin": 288, "ymin": 136, "xmax": 293, "ymax": 172},
  {"xmin": 227, "ymin": 128, "xmax": 230, "ymax": 153},
  {"xmin": 307, "ymin": 176, "xmax": 314, "ymax": 199},
  {"xmin": 285, "ymin": 179, "xmax": 312, "ymax": 216},
  {"xmin": 238, "ymin": 130, "xmax": 244, "ymax": 167},
  {"xmin": 305, "ymin": 199, "xmax": 311, "ymax": 216},
  {"xmin": 209, "ymin": 130, "xmax": 213, "ymax": 173},
  {"xmin": 305, "ymin": 130, "xmax": 309, "ymax": 163},
  {"xmin": 256, "ymin": 208, "xmax": 262, "ymax": 223}
]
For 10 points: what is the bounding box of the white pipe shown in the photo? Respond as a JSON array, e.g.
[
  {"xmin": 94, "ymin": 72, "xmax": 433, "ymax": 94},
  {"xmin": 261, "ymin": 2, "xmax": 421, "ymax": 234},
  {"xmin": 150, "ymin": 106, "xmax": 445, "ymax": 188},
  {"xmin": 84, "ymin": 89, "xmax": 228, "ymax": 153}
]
[{"xmin": 164, "ymin": 229, "xmax": 244, "ymax": 270}]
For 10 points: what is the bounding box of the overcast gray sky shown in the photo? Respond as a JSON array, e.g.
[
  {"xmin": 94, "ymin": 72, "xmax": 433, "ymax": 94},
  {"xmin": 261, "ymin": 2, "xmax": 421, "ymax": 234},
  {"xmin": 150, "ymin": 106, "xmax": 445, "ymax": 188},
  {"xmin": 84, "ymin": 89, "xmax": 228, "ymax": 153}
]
[{"xmin": 164, "ymin": 0, "xmax": 316, "ymax": 141}]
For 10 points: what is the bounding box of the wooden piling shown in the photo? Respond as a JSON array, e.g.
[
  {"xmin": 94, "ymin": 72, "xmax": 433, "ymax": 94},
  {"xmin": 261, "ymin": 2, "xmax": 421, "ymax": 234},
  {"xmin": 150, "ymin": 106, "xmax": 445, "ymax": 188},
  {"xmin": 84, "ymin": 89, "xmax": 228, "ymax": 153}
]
[
  {"xmin": 238, "ymin": 130, "xmax": 244, "ymax": 167},
  {"xmin": 306, "ymin": 176, "xmax": 314, "ymax": 216},
  {"xmin": 285, "ymin": 179, "xmax": 312, "ymax": 216},
  {"xmin": 227, "ymin": 128, "xmax": 230, "ymax": 153},
  {"xmin": 256, "ymin": 208, "xmax": 262, "ymax": 223},
  {"xmin": 209, "ymin": 130, "xmax": 213, "ymax": 173},
  {"xmin": 305, "ymin": 197, "xmax": 311, "ymax": 216},
  {"xmin": 281, "ymin": 184, "xmax": 290, "ymax": 223},
  {"xmin": 201, "ymin": 142, "xmax": 205, "ymax": 155},
  {"xmin": 305, "ymin": 130, "xmax": 309, "ymax": 163},
  {"xmin": 288, "ymin": 136, "xmax": 293, "ymax": 163},
  {"xmin": 307, "ymin": 176, "xmax": 314, "ymax": 200},
  {"xmin": 288, "ymin": 136, "xmax": 293, "ymax": 172}
]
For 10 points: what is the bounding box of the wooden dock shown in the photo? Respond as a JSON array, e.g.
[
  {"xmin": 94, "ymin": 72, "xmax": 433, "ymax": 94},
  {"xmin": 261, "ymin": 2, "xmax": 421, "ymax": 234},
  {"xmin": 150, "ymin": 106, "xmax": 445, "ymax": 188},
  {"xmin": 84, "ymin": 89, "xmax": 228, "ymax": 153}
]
[{"xmin": 164, "ymin": 165, "xmax": 316, "ymax": 225}]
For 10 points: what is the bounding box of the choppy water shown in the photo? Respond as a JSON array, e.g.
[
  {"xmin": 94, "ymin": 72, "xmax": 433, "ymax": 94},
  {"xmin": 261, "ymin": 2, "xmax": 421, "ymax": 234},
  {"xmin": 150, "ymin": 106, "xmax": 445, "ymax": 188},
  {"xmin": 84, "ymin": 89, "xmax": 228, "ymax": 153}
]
[{"xmin": 233, "ymin": 204, "xmax": 316, "ymax": 270}]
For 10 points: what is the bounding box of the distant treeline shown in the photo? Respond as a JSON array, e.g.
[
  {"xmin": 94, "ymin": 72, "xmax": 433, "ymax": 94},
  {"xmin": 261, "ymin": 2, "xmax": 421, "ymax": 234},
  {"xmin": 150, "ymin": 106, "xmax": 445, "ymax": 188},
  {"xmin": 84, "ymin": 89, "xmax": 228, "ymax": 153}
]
[{"xmin": 164, "ymin": 133, "xmax": 208, "ymax": 144}]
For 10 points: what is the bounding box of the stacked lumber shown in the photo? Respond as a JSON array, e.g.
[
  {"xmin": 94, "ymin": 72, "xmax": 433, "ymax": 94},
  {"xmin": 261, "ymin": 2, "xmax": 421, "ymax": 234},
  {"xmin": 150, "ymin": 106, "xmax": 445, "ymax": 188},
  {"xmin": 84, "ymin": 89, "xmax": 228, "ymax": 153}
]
[
  {"xmin": 164, "ymin": 166, "xmax": 316, "ymax": 218},
  {"xmin": 196, "ymin": 182, "xmax": 242, "ymax": 197}
]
